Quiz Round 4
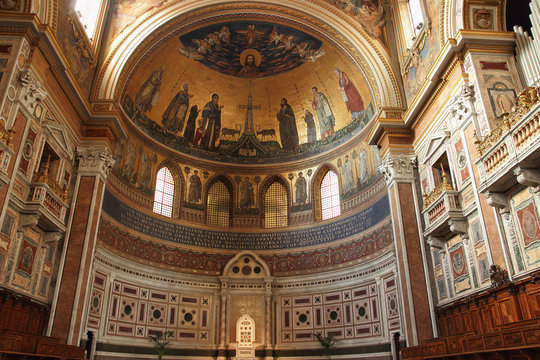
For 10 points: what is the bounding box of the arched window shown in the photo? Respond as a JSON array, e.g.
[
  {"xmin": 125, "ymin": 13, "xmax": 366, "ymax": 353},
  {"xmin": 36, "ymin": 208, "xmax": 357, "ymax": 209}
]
[
  {"xmin": 321, "ymin": 171, "xmax": 341, "ymax": 220},
  {"xmin": 264, "ymin": 182, "xmax": 288, "ymax": 228},
  {"xmin": 207, "ymin": 181, "xmax": 231, "ymax": 227},
  {"xmin": 153, "ymin": 167, "xmax": 174, "ymax": 217}
]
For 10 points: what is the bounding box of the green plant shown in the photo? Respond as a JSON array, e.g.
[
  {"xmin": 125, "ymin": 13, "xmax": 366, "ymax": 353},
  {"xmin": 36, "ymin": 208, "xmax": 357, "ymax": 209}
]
[
  {"xmin": 148, "ymin": 331, "xmax": 174, "ymax": 360},
  {"xmin": 312, "ymin": 332, "xmax": 337, "ymax": 359}
]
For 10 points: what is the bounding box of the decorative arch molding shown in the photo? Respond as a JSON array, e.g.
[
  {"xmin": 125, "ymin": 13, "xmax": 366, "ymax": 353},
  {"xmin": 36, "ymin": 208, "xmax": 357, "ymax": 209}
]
[
  {"xmin": 36, "ymin": 0, "xmax": 58, "ymax": 31},
  {"xmin": 312, "ymin": 163, "xmax": 340, "ymax": 221},
  {"xmin": 205, "ymin": 174, "xmax": 235, "ymax": 198},
  {"xmin": 442, "ymin": 0, "xmax": 463, "ymax": 42},
  {"xmin": 94, "ymin": 0, "xmax": 402, "ymax": 109},
  {"xmin": 222, "ymin": 250, "xmax": 271, "ymax": 277}
]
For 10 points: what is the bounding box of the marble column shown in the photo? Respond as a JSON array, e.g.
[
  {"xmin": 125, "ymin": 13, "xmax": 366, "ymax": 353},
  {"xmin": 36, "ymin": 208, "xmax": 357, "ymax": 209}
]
[
  {"xmin": 217, "ymin": 277, "xmax": 229, "ymax": 360},
  {"xmin": 49, "ymin": 146, "xmax": 114, "ymax": 345},
  {"xmin": 264, "ymin": 278, "xmax": 274, "ymax": 360},
  {"xmin": 379, "ymin": 154, "xmax": 436, "ymax": 345}
]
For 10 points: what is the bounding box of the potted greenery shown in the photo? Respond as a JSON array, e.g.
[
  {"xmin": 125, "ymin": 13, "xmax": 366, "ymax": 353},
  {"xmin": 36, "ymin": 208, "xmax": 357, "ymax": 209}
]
[
  {"xmin": 148, "ymin": 331, "xmax": 174, "ymax": 360},
  {"xmin": 312, "ymin": 332, "xmax": 337, "ymax": 359}
]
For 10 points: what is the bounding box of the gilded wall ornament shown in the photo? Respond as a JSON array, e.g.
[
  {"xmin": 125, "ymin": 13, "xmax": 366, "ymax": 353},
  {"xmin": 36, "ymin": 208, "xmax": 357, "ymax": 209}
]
[{"xmin": 473, "ymin": 8, "xmax": 493, "ymax": 30}]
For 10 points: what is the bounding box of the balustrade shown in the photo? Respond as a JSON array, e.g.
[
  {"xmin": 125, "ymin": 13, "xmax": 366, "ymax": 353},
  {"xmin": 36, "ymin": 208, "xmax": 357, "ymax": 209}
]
[
  {"xmin": 422, "ymin": 173, "xmax": 464, "ymax": 238},
  {"xmin": 476, "ymin": 86, "xmax": 540, "ymax": 192}
]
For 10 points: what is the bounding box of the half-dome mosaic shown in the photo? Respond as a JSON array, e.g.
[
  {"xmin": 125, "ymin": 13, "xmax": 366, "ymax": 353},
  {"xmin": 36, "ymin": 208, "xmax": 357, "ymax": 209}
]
[
  {"xmin": 177, "ymin": 21, "xmax": 324, "ymax": 78},
  {"xmin": 122, "ymin": 20, "xmax": 375, "ymax": 164}
]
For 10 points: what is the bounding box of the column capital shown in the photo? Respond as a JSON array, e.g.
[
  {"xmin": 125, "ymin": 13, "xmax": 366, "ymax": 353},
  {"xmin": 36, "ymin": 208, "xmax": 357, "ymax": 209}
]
[
  {"xmin": 76, "ymin": 147, "xmax": 115, "ymax": 179},
  {"xmin": 264, "ymin": 277, "xmax": 274, "ymax": 296},
  {"xmin": 379, "ymin": 154, "xmax": 417, "ymax": 185}
]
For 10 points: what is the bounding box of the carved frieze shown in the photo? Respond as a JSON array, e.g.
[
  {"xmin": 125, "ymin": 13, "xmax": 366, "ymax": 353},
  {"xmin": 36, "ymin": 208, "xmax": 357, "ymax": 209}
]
[
  {"xmin": 449, "ymin": 84, "xmax": 475, "ymax": 123},
  {"xmin": 18, "ymin": 70, "xmax": 47, "ymax": 113}
]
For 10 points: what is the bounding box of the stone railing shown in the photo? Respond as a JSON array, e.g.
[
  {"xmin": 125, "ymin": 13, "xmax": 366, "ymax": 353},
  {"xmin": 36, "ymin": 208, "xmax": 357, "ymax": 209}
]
[
  {"xmin": 289, "ymin": 209, "xmax": 313, "ymax": 226},
  {"xmin": 31, "ymin": 171, "xmax": 68, "ymax": 203},
  {"xmin": 233, "ymin": 216, "xmax": 260, "ymax": 228},
  {"xmin": 476, "ymin": 86, "xmax": 540, "ymax": 188},
  {"xmin": 342, "ymin": 176, "xmax": 386, "ymax": 213},
  {"xmin": 423, "ymin": 190, "xmax": 463, "ymax": 237},
  {"xmin": 423, "ymin": 174, "xmax": 453, "ymax": 209},
  {"xmin": 181, "ymin": 206, "xmax": 205, "ymax": 224},
  {"xmin": 27, "ymin": 182, "xmax": 68, "ymax": 224},
  {"xmin": 107, "ymin": 172, "xmax": 153, "ymax": 210},
  {"xmin": 422, "ymin": 175, "xmax": 464, "ymax": 237}
]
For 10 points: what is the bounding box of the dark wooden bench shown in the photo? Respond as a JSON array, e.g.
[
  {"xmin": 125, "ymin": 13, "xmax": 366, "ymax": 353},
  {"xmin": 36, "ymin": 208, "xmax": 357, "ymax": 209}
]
[
  {"xmin": 402, "ymin": 323, "xmax": 540, "ymax": 359},
  {"xmin": 0, "ymin": 330, "xmax": 84, "ymax": 360}
]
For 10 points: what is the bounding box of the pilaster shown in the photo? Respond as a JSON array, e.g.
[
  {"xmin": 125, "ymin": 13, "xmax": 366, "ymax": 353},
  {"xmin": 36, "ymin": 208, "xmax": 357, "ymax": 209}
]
[
  {"xmin": 49, "ymin": 146, "xmax": 114, "ymax": 345},
  {"xmin": 485, "ymin": 191, "xmax": 526, "ymax": 274},
  {"xmin": 379, "ymin": 153, "xmax": 436, "ymax": 345}
]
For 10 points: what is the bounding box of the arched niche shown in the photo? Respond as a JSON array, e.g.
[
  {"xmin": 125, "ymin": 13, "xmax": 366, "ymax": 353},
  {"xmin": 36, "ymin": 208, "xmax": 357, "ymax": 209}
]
[{"xmin": 222, "ymin": 251, "xmax": 271, "ymax": 279}]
